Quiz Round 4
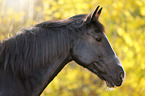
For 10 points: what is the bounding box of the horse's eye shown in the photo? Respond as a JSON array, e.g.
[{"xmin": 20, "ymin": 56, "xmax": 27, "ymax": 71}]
[{"xmin": 96, "ymin": 38, "xmax": 102, "ymax": 42}]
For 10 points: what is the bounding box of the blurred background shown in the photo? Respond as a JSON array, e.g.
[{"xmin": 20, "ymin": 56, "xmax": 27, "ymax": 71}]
[{"xmin": 0, "ymin": 0, "xmax": 145, "ymax": 96}]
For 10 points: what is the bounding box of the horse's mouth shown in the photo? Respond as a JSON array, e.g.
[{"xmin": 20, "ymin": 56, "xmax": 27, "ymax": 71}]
[
  {"xmin": 98, "ymin": 72, "xmax": 122, "ymax": 88},
  {"xmin": 96, "ymin": 72, "xmax": 116, "ymax": 87},
  {"xmin": 88, "ymin": 62, "xmax": 122, "ymax": 88}
]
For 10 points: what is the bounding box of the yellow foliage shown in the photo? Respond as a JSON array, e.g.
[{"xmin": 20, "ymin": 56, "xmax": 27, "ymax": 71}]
[
  {"xmin": 117, "ymin": 27, "xmax": 124, "ymax": 36},
  {"xmin": 140, "ymin": 7, "xmax": 145, "ymax": 16},
  {"xmin": 1, "ymin": 0, "xmax": 145, "ymax": 96}
]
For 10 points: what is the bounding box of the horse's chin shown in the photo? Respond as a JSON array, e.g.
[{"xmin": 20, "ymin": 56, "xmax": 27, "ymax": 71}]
[
  {"xmin": 106, "ymin": 80, "xmax": 115, "ymax": 87},
  {"xmin": 95, "ymin": 71, "xmax": 122, "ymax": 88},
  {"xmin": 97, "ymin": 73, "xmax": 116, "ymax": 88}
]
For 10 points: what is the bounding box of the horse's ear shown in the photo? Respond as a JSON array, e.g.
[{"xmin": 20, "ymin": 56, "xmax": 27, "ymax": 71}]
[{"xmin": 85, "ymin": 6, "xmax": 103, "ymax": 23}]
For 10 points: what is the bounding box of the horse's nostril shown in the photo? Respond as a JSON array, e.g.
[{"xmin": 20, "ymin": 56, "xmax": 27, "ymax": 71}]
[{"xmin": 119, "ymin": 72, "xmax": 124, "ymax": 80}]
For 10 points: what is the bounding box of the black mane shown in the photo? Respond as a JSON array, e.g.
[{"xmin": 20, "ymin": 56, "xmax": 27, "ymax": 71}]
[
  {"xmin": 0, "ymin": 14, "xmax": 104, "ymax": 73},
  {"xmin": 0, "ymin": 15, "xmax": 85, "ymax": 73},
  {"xmin": 35, "ymin": 14, "xmax": 87, "ymax": 28}
]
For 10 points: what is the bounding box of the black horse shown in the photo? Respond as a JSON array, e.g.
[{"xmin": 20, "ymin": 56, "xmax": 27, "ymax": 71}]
[{"xmin": 0, "ymin": 6, "xmax": 125, "ymax": 96}]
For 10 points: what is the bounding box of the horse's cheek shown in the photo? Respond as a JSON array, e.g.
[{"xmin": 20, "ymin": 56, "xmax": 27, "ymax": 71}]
[{"xmin": 73, "ymin": 46, "xmax": 95, "ymax": 65}]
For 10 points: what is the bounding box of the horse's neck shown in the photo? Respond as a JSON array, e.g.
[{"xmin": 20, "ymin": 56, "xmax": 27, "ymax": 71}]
[{"xmin": 24, "ymin": 54, "xmax": 72, "ymax": 96}]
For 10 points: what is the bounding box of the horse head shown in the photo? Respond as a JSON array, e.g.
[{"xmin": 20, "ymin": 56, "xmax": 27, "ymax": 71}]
[{"xmin": 71, "ymin": 6, "xmax": 125, "ymax": 87}]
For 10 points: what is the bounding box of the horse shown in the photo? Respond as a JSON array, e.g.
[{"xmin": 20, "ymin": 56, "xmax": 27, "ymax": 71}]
[{"xmin": 0, "ymin": 6, "xmax": 125, "ymax": 96}]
